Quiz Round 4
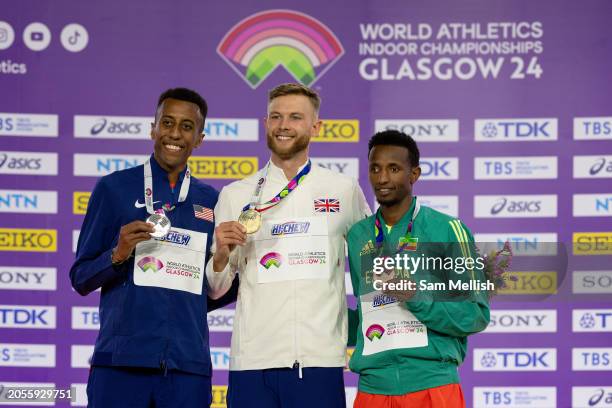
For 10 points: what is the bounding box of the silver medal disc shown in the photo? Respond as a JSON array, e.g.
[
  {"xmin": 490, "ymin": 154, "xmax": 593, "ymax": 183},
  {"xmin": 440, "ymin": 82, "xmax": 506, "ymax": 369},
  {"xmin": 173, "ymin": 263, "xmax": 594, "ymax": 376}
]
[{"xmin": 146, "ymin": 213, "xmax": 171, "ymax": 239}]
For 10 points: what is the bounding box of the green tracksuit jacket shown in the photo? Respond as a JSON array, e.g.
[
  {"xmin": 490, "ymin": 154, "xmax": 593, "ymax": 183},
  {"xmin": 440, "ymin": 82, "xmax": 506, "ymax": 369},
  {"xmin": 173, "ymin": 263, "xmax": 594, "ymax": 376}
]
[{"xmin": 347, "ymin": 197, "xmax": 490, "ymax": 395}]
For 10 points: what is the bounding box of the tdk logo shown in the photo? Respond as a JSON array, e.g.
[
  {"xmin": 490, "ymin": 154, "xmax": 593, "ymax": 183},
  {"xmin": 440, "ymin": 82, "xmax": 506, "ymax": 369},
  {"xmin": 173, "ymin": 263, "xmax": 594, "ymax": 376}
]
[
  {"xmin": 419, "ymin": 158, "xmax": 458, "ymax": 180},
  {"xmin": 271, "ymin": 221, "xmax": 310, "ymax": 236},
  {"xmin": 573, "ymin": 348, "xmax": 612, "ymax": 371},
  {"xmin": 475, "ymin": 118, "xmax": 558, "ymax": 141},
  {"xmin": 90, "ymin": 118, "xmax": 142, "ymax": 135},
  {"xmin": 574, "ymin": 117, "xmax": 612, "ymax": 140},
  {"xmin": 0, "ymin": 305, "xmax": 56, "ymax": 329},
  {"xmin": 159, "ymin": 231, "xmax": 191, "ymax": 246},
  {"xmin": 473, "ymin": 387, "xmax": 557, "ymax": 408},
  {"xmin": 474, "ymin": 348, "xmax": 556, "ymax": 371},
  {"xmin": 573, "ymin": 310, "xmax": 612, "ymax": 332}
]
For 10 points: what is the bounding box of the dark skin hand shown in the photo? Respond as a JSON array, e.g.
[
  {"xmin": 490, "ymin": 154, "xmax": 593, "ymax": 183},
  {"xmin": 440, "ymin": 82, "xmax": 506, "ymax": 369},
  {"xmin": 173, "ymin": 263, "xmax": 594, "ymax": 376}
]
[{"xmin": 112, "ymin": 221, "xmax": 155, "ymax": 263}]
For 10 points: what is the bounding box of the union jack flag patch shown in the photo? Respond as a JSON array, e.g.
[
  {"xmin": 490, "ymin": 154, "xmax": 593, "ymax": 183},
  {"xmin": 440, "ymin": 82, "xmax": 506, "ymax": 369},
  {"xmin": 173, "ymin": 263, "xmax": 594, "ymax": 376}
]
[{"xmin": 314, "ymin": 198, "xmax": 340, "ymax": 213}]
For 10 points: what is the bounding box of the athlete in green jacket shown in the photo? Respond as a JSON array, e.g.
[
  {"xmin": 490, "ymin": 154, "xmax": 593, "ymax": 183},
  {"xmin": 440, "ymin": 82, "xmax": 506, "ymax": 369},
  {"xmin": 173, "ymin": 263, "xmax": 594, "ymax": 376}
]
[{"xmin": 347, "ymin": 130, "xmax": 490, "ymax": 407}]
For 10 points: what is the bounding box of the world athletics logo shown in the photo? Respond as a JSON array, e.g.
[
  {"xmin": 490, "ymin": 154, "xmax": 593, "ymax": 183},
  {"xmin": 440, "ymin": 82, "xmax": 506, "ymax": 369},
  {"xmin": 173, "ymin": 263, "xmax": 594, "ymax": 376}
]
[
  {"xmin": 137, "ymin": 256, "xmax": 164, "ymax": 273},
  {"xmin": 260, "ymin": 252, "xmax": 282, "ymax": 269},
  {"xmin": 365, "ymin": 324, "xmax": 385, "ymax": 341},
  {"xmin": 217, "ymin": 9, "xmax": 344, "ymax": 89}
]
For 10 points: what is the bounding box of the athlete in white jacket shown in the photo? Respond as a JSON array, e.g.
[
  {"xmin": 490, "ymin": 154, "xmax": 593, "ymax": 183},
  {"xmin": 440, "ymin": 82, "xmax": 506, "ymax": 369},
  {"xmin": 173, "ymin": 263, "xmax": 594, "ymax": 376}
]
[{"xmin": 206, "ymin": 83, "xmax": 370, "ymax": 407}]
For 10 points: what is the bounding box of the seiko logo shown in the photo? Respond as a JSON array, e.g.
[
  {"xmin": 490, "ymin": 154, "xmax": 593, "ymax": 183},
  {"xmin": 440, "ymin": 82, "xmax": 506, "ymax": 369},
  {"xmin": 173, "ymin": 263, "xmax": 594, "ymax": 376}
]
[
  {"xmin": 491, "ymin": 198, "xmax": 540, "ymax": 215},
  {"xmin": 90, "ymin": 118, "xmax": 142, "ymax": 135}
]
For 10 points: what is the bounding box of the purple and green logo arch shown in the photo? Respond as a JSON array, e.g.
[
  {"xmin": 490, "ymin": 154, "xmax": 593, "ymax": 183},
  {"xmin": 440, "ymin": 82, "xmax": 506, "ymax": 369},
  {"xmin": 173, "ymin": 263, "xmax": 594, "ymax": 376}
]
[
  {"xmin": 137, "ymin": 256, "xmax": 164, "ymax": 273},
  {"xmin": 218, "ymin": 9, "xmax": 344, "ymax": 88},
  {"xmin": 365, "ymin": 324, "xmax": 385, "ymax": 341},
  {"xmin": 260, "ymin": 252, "xmax": 282, "ymax": 269}
]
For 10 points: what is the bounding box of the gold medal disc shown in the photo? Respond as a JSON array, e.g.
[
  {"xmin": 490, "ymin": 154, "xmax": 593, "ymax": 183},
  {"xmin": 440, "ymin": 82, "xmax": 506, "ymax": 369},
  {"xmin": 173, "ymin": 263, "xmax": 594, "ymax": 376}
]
[{"xmin": 238, "ymin": 209, "xmax": 262, "ymax": 234}]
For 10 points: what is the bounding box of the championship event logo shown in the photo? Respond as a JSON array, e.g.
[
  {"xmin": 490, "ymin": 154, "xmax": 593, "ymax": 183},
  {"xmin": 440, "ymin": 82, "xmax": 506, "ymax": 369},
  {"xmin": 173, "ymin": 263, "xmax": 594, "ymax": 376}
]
[
  {"xmin": 366, "ymin": 324, "xmax": 385, "ymax": 341},
  {"xmin": 137, "ymin": 256, "xmax": 164, "ymax": 273},
  {"xmin": 217, "ymin": 9, "xmax": 344, "ymax": 88},
  {"xmin": 260, "ymin": 252, "xmax": 282, "ymax": 269}
]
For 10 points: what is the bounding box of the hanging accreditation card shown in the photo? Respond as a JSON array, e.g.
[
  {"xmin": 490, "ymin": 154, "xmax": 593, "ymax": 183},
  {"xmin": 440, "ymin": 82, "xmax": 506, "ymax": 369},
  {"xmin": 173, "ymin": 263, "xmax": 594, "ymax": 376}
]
[
  {"xmin": 133, "ymin": 227, "xmax": 207, "ymax": 295},
  {"xmin": 254, "ymin": 216, "xmax": 330, "ymax": 283},
  {"xmin": 360, "ymin": 291, "xmax": 428, "ymax": 356}
]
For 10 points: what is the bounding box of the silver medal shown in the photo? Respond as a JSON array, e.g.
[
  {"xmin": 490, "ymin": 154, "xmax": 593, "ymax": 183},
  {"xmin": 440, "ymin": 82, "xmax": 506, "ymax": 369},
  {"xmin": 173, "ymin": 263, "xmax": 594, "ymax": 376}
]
[{"xmin": 146, "ymin": 213, "xmax": 171, "ymax": 239}]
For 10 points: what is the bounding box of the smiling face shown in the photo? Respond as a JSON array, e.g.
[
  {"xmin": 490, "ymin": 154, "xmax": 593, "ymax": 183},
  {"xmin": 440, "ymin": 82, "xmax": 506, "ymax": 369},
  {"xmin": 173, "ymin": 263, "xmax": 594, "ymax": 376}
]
[
  {"xmin": 369, "ymin": 144, "xmax": 421, "ymax": 208},
  {"xmin": 150, "ymin": 98, "xmax": 204, "ymax": 174},
  {"xmin": 265, "ymin": 94, "xmax": 321, "ymax": 162}
]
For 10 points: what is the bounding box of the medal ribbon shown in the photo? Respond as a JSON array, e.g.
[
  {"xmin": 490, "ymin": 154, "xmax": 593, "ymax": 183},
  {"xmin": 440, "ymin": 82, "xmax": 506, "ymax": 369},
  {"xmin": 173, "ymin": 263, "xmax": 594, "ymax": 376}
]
[
  {"xmin": 144, "ymin": 158, "xmax": 191, "ymax": 216},
  {"xmin": 374, "ymin": 197, "xmax": 420, "ymax": 251},
  {"xmin": 242, "ymin": 160, "xmax": 312, "ymax": 213}
]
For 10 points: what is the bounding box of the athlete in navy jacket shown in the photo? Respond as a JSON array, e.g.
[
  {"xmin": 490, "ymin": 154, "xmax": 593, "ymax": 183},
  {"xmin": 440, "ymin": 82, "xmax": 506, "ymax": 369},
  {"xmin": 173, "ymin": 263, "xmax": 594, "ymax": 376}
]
[{"xmin": 70, "ymin": 88, "xmax": 236, "ymax": 407}]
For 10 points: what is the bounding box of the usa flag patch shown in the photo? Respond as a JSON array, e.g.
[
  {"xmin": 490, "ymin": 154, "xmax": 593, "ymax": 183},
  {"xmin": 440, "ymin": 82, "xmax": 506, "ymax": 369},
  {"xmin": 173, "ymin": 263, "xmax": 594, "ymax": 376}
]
[
  {"xmin": 193, "ymin": 204, "xmax": 214, "ymax": 222},
  {"xmin": 314, "ymin": 198, "xmax": 340, "ymax": 213}
]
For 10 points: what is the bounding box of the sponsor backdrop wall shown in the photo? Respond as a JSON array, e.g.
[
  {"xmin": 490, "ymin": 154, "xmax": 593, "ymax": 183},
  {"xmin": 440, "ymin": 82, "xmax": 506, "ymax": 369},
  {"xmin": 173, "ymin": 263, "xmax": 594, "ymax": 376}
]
[{"xmin": 1, "ymin": 0, "xmax": 611, "ymax": 406}]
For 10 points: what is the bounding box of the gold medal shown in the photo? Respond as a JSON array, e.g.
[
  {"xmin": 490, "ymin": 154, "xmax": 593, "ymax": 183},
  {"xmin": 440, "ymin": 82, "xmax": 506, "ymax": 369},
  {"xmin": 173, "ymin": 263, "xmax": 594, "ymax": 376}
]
[{"xmin": 238, "ymin": 209, "xmax": 262, "ymax": 234}]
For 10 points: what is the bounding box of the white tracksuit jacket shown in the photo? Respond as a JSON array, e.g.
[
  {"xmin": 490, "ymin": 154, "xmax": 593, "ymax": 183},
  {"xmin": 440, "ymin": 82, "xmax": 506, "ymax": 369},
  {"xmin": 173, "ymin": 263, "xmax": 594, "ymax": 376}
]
[{"xmin": 206, "ymin": 159, "xmax": 370, "ymax": 371}]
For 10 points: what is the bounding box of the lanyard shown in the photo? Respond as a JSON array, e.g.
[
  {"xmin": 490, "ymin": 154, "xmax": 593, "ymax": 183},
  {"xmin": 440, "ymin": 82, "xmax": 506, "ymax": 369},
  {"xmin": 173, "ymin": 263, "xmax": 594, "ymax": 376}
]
[
  {"xmin": 374, "ymin": 197, "xmax": 420, "ymax": 251},
  {"xmin": 144, "ymin": 158, "xmax": 190, "ymax": 215},
  {"xmin": 242, "ymin": 160, "xmax": 312, "ymax": 213}
]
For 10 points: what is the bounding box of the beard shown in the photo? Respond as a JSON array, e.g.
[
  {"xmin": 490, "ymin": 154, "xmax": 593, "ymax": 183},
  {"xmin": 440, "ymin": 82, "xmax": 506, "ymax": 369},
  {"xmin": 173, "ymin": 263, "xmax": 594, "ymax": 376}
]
[{"xmin": 266, "ymin": 131, "xmax": 310, "ymax": 160}]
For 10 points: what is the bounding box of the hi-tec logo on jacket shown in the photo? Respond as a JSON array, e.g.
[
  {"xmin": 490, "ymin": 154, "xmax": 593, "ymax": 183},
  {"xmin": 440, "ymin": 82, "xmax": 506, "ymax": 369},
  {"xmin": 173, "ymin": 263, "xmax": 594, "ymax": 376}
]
[{"xmin": 218, "ymin": 10, "xmax": 344, "ymax": 88}]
